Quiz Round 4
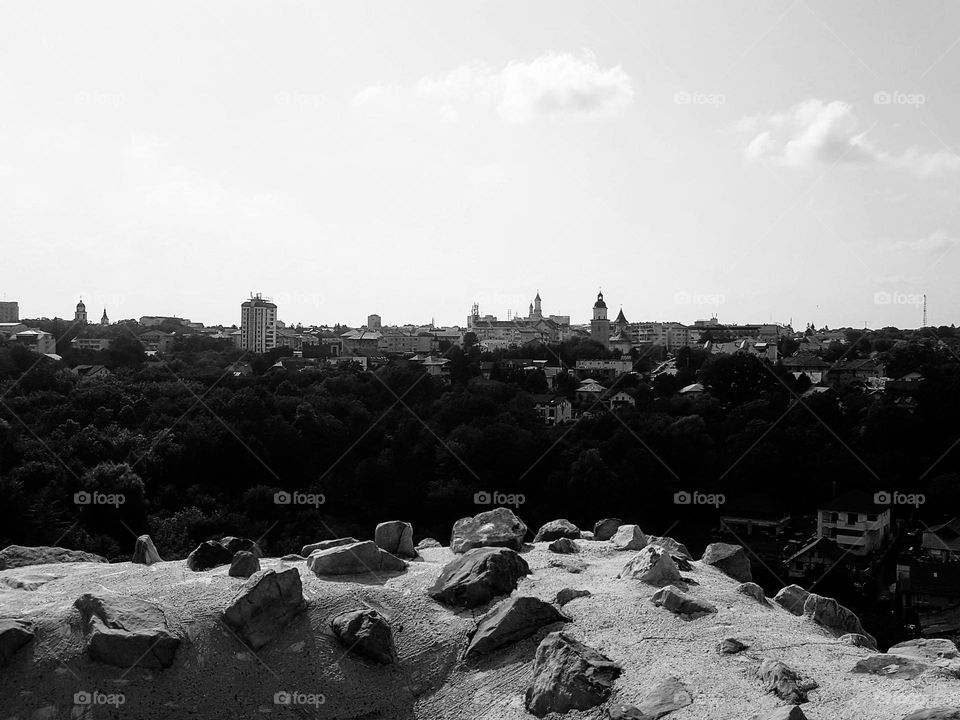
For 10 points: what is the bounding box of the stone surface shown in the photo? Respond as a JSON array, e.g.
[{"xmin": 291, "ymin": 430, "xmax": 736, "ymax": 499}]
[
  {"xmin": 416, "ymin": 537, "xmax": 442, "ymax": 549},
  {"xmin": 774, "ymin": 585, "xmax": 810, "ymax": 615},
  {"xmin": 301, "ymin": 537, "xmax": 358, "ymax": 556},
  {"xmin": 902, "ymin": 711, "xmax": 960, "ymax": 720},
  {"xmin": 593, "ymin": 518, "xmax": 624, "ymax": 541},
  {"xmin": 618, "ymin": 545, "xmax": 683, "ymax": 586},
  {"xmin": 533, "ymin": 519, "xmax": 581, "ymax": 543},
  {"xmin": 330, "ymin": 609, "xmax": 395, "ymax": 664},
  {"xmin": 548, "ymin": 537, "xmax": 579, "ymax": 554},
  {"xmin": 280, "ymin": 554, "xmax": 306, "ymax": 562},
  {"xmin": 610, "ymin": 524, "xmax": 648, "ymax": 551},
  {"xmin": 851, "ymin": 654, "xmax": 956, "ymax": 680},
  {"xmin": 375, "ymin": 521, "xmax": 416, "ymax": 558},
  {"xmin": 74, "ymin": 593, "xmax": 179, "ymax": 669},
  {"xmin": 428, "ymin": 547, "xmax": 531, "ymax": 609},
  {"xmin": 700, "ymin": 543, "xmax": 752, "ymax": 582},
  {"xmin": 131, "ymin": 535, "xmax": 162, "ymax": 565},
  {"xmin": 757, "ymin": 659, "xmax": 807, "ymax": 704},
  {"xmin": 185, "ymin": 540, "xmax": 233, "ymax": 571},
  {"xmin": 228, "ymin": 551, "xmax": 260, "ymax": 578},
  {"xmin": 717, "ymin": 638, "xmax": 749, "ymax": 654},
  {"xmin": 889, "ymin": 638, "xmax": 959, "ymax": 662},
  {"xmin": 636, "ymin": 676, "xmax": 693, "ymax": 719},
  {"xmin": 840, "ymin": 633, "xmax": 878, "ymax": 649},
  {"xmin": 450, "ymin": 507, "xmax": 528, "ymax": 553},
  {"xmin": 0, "ymin": 545, "xmax": 105, "ymax": 570},
  {"xmin": 524, "ymin": 631, "xmax": 622, "ymax": 717},
  {"xmin": 0, "ymin": 619, "xmax": 34, "ymax": 664},
  {"xmin": 802, "ymin": 593, "xmax": 875, "ymax": 647},
  {"xmin": 222, "ymin": 568, "xmax": 306, "ymax": 650},
  {"xmin": 651, "ymin": 585, "xmax": 718, "ymax": 619},
  {"xmin": 736, "ymin": 582, "xmax": 767, "ymax": 603},
  {"xmin": 220, "ymin": 536, "xmax": 263, "ymax": 558},
  {"xmin": 752, "ymin": 708, "xmax": 810, "ymax": 720},
  {"xmin": 556, "ymin": 588, "xmax": 591, "ymax": 606},
  {"xmin": 306, "ymin": 540, "xmax": 406, "ymax": 576},
  {"xmin": 466, "ymin": 596, "xmax": 569, "ymax": 657},
  {"xmin": 645, "ymin": 536, "xmax": 691, "ymax": 559}
]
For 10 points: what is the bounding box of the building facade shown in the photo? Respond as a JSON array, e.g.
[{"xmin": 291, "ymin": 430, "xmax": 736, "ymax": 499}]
[
  {"xmin": 75, "ymin": 298, "xmax": 87, "ymax": 324},
  {"xmin": 240, "ymin": 294, "xmax": 277, "ymax": 353},
  {"xmin": 0, "ymin": 301, "xmax": 18, "ymax": 323},
  {"xmin": 590, "ymin": 292, "xmax": 610, "ymax": 348}
]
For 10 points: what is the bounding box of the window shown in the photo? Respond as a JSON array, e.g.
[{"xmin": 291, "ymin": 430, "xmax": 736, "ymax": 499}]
[{"xmin": 847, "ymin": 513, "xmax": 858, "ymax": 525}]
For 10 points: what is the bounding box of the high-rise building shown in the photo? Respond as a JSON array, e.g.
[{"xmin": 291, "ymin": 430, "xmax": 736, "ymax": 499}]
[
  {"xmin": 75, "ymin": 298, "xmax": 88, "ymax": 324},
  {"xmin": 240, "ymin": 293, "xmax": 277, "ymax": 353},
  {"xmin": 590, "ymin": 291, "xmax": 610, "ymax": 348},
  {"xmin": 0, "ymin": 301, "xmax": 18, "ymax": 323}
]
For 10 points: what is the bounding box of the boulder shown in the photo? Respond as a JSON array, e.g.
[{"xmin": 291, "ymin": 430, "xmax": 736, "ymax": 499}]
[
  {"xmin": 645, "ymin": 535, "xmax": 691, "ymax": 559},
  {"xmin": 131, "ymin": 535, "xmax": 162, "ymax": 565},
  {"xmin": 466, "ymin": 596, "xmax": 570, "ymax": 657},
  {"xmin": 330, "ymin": 609, "xmax": 395, "ymax": 664},
  {"xmin": 280, "ymin": 554, "xmax": 306, "ymax": 562},
  {"xmin": 889, "ymin": 638, "xmax": 959, "ymax": 662},
  {"xmin": 610, "ymin": 524, "xmax": 648, "ymax": 551},
  {"xmin": 717, "ymin": 638, "xmax": 749, "ymax": 654},
  {"xmin": 222, "ymin": 568, "xmax": 306, "ymax": 650},
  {"xmin": 450, "ymin": 507, "xmax": 528, "ymax": 553},
  {"xmin": 634, "ymin": 676, "xmax": 693, "ymax": 719},
  {"xmin": 593, "ymin": 518, "xmax": 624, "ymax": 541},
  {"xmin": 375, "ymin": 521, "xmax": 416, "ymax": 558},
  {"xmin": 533, "ymin": 519, "xmax": 581, "ymax": 543},
  {"xmin": 773, "ymin": 585, "xmax": 810, "ymax": 615},
  {"xmin": 0, "ymin": 545, "xmax": 105, "ymax": 570},
  {"xmin": 650, "ymin": 585, "xmax": 717, "ymax": 619},
  {"xmin": 618, "ymin": 545, "xmax": 683, "ymax": 586},
  {"xmin": 0, "ymin": 619, "xmax": 33, "ymax": 664},
  {"xmin": 186, "ymin": 540, "xmax": 233, "ymax": 571},
  {"xmin": 751, "ymin": 708, "xmax": 810, "ymax": 720},
  {"xmin": 580, "ymin": 531, "xmax": 595, "ymax": 540},
  {"xmin": 416, "ymin": 538, "xmax": 442, "ymax": 549},
  {"xmin": 548, "ymin": 538, "xmax": 579, "ymax": 554},
  {"xmin": 851, "ymin": 654, "xmax": 956, "ymax": 680},
  {"xmin": 840, "ymin": 633, "xmax": 877, "ymax": 649},
  {"xmin": 756, "ymin": 659, "xmax": 807, "ymax": 704},
  {"xmin": 524, "ymin": 631, "xmax": 622, "ymax": 717},
  {"xmin": 301, "ymin": 537, "xmax": 358, "ymax": 556},
  {"xmin": 220, "ymin": 536, "xmax": 263, "ymax": 558},
  {"xmin": 803, "ymin": 593, "xmax": 875, "ymax": 647},
  {"xmin": 556, "ymin": 588, "xmax": 591, "ymax": 606},
  {"xmin": 736, "ymin": 582, "xmax": 767, "ymax": 604},
  {"xmin": 306, "ymin": 540, "xmax": 406, "ymax": 576},
  {"xmin": 700, "ymin": 543, "xmax": 752, "ymax": 582},
  {"xmin": 228, "ymin": 551, "xmax": 260, "ymax": 578},
  {"xmin": 428, "ymin": 547, "xmax": 531, "ymax": 609},
  {"xmin": 902, "ymin": 711, "xmax": 960, "ymax": 720},
  {"xmin": 671, "ymin": 554, "xmax": 693, "ymax": 572},
  {"xmin": 74, "ymin": 593, "xmax": 179, "ymax": 669}
]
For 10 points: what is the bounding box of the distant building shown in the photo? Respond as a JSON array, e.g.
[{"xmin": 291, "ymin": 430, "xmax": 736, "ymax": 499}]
[
  {"xmin": 367, "ymin": 314, "xmax": 382, "ymax": 330},
  {"xmin": 590, "ymin": 292, "xmax": 610, "ymax": 349},
  {"xmin": 0, "ymin": 323, "xmax": 29, "ymax": 339},
  {"xmin": 0, "ymin": 301, "xmax": 18, "ymax": 323},
  {"xmin": 100, "ymin": 308, "xmax": 109, "ymax": 325},
  {"xmin": 781, "ymin": 355, "xmax": 831, "ymax": 384},
  {"xmin": 816, "ymin": 490, "xmax": 891, "ymax": 556},
  {"xmin": 531, "ymin": 394, "xmax": 573, "ymax": 426},
  {"xmin": 379, "ymin": 332, "xmax": 437, "ymax": 354},
  {"xmin": 72, "ymin": 364, "xmax": 111, "ymax": 381},
  {"xmin": 71, "ymin": 337, "xmax": 113, "ymax": 352},
  {"xmin": 75, "ymin": 298, "xmax": 87, "ymax": 324},
  {"xmin": 139, "ymin": 316, "xmax": 191, "ymax": 328},
  {"xmin": 786, "ymin": 536, "xmax": 844, "ymax": 579},
  {"xmin": 921, "ymin": 519, "xmax": 960, "ymax": 563},
  {"xmin": 825, "ymin": 359, "xmax": 885, "ymax": 388},
  {"xmin": 340, "ymin": 329, "xmax": 382, "ymax": 354},
  {"xmin": 575, "ymin": 359, "xmax": 633, "ymax": 379},
  {"xmin": 12, "ymin": 329, "xmax": 56, "ymax": 355},
  {"xmin": 240, "ymin": 294, "xmax": 277, "ymax": 353},
  {"xmin": 138, "ymin": 330, "xmax": 175, "ymax": 354}
]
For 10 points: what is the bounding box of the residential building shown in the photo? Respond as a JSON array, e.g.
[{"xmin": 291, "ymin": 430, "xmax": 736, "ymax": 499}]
[
  {"xmin": 720, "ymin": 493, "xmax": 790, "ymax": 538},
  {"xmin": 781, "ymin": 355, "xmax": 832, "ymax": 384},
  {"xmin": 72, "ymin": 364, "xmax": 111, "ymax": 381},
  {"xmin": 379, "ymin": 332, "xmax": 437, "ymax": 354},
  {"xmin": 921, "ymin": 519, "xmax": 960, "ymax": 562},
  {"xmin": 0, "ymin": 301, "xmax": 18, "ymax": 323},
  {"xmin": 816, "ymin": 490, "xmax": 891, "ymax": 556},
  {"xmin": 71, "ymin": 337, "xmax": 113, "ymax": 352},
  {"xmin": 12, "ymin": 329, "xmax": 56, "ymax": 355},
  {"xmin": 786, "ymin": 536, "xmax": 844, "ymax": 579},
  {"xmin": 409, "ymin": 354, "xmax": 450, "ymax": 377},
  {"xmin": 603, "ymin": 389, "xmax": 636, "ymax": 411},
  {"xmin": 140, "ymin": 316, "xmax": 192, "ymax": 327},
  {"xmin": 825, "ymin": 359, "xmax": 885, "ymax": 388},
  {"xmin": 0, "ymin": 323, "xmax": 29, "ymax": 339},
  {"xmin": 575, "ymin": 359, "xmax": 634, "ymax": 379},
  {"xmin": 340, "ymin": 329, "xmax": 382, "ymax": 354},
  {"xmin": 575, "ymin": 379, "xmax": 605, "ymax": 402},
  {"xmin": 531, "ymin": 394, "xmax": 573, "ymax": 425},
  {"xmin": 138, "ymin": 330, "xmax": 176, "ymax": 354},
  {"xmin": 239, "ymin": 294, "xmax": 277, "ymax": 353}
]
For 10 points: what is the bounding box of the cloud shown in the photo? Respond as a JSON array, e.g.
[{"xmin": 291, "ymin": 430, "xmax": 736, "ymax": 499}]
[
  {"xmin": 416, "ymin": 51, "xmax": 634, "ymax": 124},
  {"xmin": 739, "ymin": 99, "xmax": 960, "ymax": 176},
  {"xmin": 352, "ymin": 84, "xmax": 401, "ymax": 106},
  {"xmin": 892, "ymin": 229, "xmax": 958, "ymax": 254}
]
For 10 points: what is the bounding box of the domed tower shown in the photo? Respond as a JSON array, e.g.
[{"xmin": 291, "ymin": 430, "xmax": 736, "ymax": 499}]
[
  {"xmin": 75, "ymin": 298, "xmax": 88, "ymax": 324},
  {"xmin": 590, "ymin": 291, "xmax": 610, "ymax": 348}
]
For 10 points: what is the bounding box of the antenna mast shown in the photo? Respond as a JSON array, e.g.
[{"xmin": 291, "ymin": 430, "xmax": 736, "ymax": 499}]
[{"xmin": 923, "ymin": 294, "xmax": 927, "ymax": 328}]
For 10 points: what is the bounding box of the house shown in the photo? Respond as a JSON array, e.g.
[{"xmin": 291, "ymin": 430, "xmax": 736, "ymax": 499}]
[
  {"xmin": 575, "ymin": 379, "xmax": 605, "ymax": 403},
  {"xmin": 531, "ymin": 394, "xmax": 573, "ymax": 426},
  {"xmin": 409, "ymin": 354, "xmax": 450, "ymax": 377},
  {"xmin": 897, "ymin": 560, "xmax": 960, "ymax": 636},
  {"xmin": 678, "ymin": 382, "xmax": 705, "ymax": 397},
  {"xmin": 825, "ymin": 358, "xmax": 885, "ymax": 388},
  {"xmin": 785, "ymin": 536, "xmax": 845, "ymax": 579},
  {"xmin": 816, "ymin": 490, "xmax": 891, "ymax": 556},
  {"xmin": 603, "ymin": 389, "xmax": 636, "ymax": 411},
  {"xmin": 921, "ymin": 518, "xmax": 960, "ymax": 562},
  {"xmin": 70, "ymin": 337, "xmax": 113, "ymax": 352},
  {"xmin": 138, "ymin": 330, "xmax": 176, "ymax": 354},
  {"xmin": 0, "ymin": 323, "xmax": 30, "ymax": 339},
  {"xmin": 781, "ymin": 355, "xmax": 832, "ymax": 384},
  {"xmin": 72, "ymin": 364, "xmax": 111, "ymax": 381},
  {"xmin": 340, "ymin": 329, "xmax": 381, "ymax": 354},
  {"xmin": 575, "ymin": 359, "xmax": 633, "ymax": 380},
  {"xmin": 12, "ymin": 329, "xmax": 57, "ymax": 355}
]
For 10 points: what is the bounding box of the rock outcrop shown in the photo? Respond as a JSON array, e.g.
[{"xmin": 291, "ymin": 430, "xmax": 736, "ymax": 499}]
[
  {"xmin": 450, "ymin": 507, "xmax": 528, "ymax": 553},
  {"xmin": 416, "ymin": 538, "xmax": 441, "ymax": 550},
  {"xmin": 222, "ymin": 568, "xmax": 305, "ymax": 650},
  {"xmin": 0, "ymin": 619, "xmax": 33, "ymax": 664},
  {"xmin": 774, "ymin": 585, "xmax": 810, "ymax": 615},
  {"xmin": 736, "ymin": 581, "xmax": 767, "ymax": 603},
  {"xmin": 185, "ymin": 540, "xmax": 233, "ymax": 571},
  {"xmin": 757, "ymin": 658, "xmax": 808, "ymax": 704},
  {"xmin": 465, "ymin": 596, "xmax": 569, "ymax": 657},
  {"xmin": 524, "ymin": 631, "xmax": 622, "ymax": 717},
  {"xmin": 131, "ymin": 535, "xmax": 162, "ymax": 565},
  {"xmin": 700, "ymin": 543, "xmax": 752, "ymax": 582},
  {"xmin": 852, "ymin": 654, "xmax": 957, "ymax": 680},
  {"xmin": 375, "ymin": 521, "xmax": 416, "ymax": 559},
  {"xmin": 301, "ymin": 537, "xmax": 358, "ymax": 556},
  {"xmin": 330, "ymin": 608, "xmax": 395, "ymax": 664},
  {"xmin": 645, "ymin": 535, "xmax": 691, "ymax": 559},
  {"xmin": 651, "ymin": 585, "xmax": 718, "ymax": 619},
  {"xmin": 556, "ymin": 588, "xmax": 591, "ymax": 606},
  {"xmin": 220, "ymin": 536, "xmax": 263, "ymax": 558},
  {"xmin": 593, "ymin": 518, "xmax": 624, "ymax": 541},
  {"xmin": 74, "ymin": 593, "xmax": 179, "ymax": 668},
  {"xmin": 228, "ymin": 551, "xmax": 260, "ymax": 578},
  {"xmin": 428, "ymin": 547, "xmax": 531, "ymax": 609},
  {"xmin": 306, "ymin": 540, "xmax": 406, "ymax": 576},
  {"xmin": 618, "ymin": 545, "xmax": 683, "ymax": 586},
  {"xmin": 0, "ymin": 545, "xmax": 105, "ymax": 570},
  {"xmin": 533, "ymin": 519, "xmax": 580, "ymax": 543},
  {"xmin": 609, "ymin": 676, "xmax": 693, "ymax": 719},
  {"xmin": 609, "ymin": 524, "xmax": 647, "ymax": 551},
  {"xmin": 802, "ymin": 593, "xmax": 875, "ymax": 647}
]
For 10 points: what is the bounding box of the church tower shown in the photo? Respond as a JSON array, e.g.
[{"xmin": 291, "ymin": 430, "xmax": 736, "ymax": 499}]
[
  {"xmin": 590, "ymin": 291, "xmax": 610, "ymax": 348},
  {"xmin": 75, "ymin": 298, "xmax": 87, "ymax": 324},
  {"xmin": 100, "ymin": 308, "xmax": 110, "ymax": 325},
  {"xmin": 533, "ymin": 291, "xmax": 542, "ymax": 318}
]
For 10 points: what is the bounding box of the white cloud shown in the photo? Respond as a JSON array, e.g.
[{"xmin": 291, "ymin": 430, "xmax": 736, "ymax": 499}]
[
  {"xmin": 892, "ymin": 229, "xmax": 958, "ymax": 254},
  {"xmin": 352, "ymin": 84, "xmax": 401, "ymax": 106}
]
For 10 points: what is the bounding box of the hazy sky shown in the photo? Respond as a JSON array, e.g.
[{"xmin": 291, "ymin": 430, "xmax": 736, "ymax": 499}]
[{"xmin": 2, "ymin": 1, "xmax": 959, "ymax": 329}]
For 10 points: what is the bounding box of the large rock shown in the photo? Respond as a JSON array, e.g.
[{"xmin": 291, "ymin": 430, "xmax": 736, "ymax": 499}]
[
  {"xmin": 889, "ymin": 638, "xmax": 959, "ymax": 662},
  {"xmin": 717, "ymin": 638, "xmax": 749, "ymax": 655},
  {"xmin": 306, "ymin": 541, "xmax": 406, "ymax": 576},
  {"xmin": 330, "ymin": 609, "xmax": 395, "ymax": 664},
  {"xmin": 548, "ymin": 537, "xmax": 579, "ymax": 554},
  {"xmin": 556, "ymin": 588, "xmax": 591, "ymax": 606},
  {"xmin": 736, "ymin": 582, "xmax": 767, "ymax": 604},
  {"xmin": 428, "ymin": 547, "xmax": 531, "ymax": 609},
  {"xmin": 524, "ymin": 631, "xmax": 622, "ymax": 717},
  {"xmin": 700, "ymin": 543, "xmax": 752, "ymax": 582},
  {"xmin": 222, "ymin": 568, "xmax": 305, "ymax": 650},
  {"xmin": 466, "ymin": 596, "xmax": 569, "ymax": 657},
  {"xmin": 533, "ymin": 519, "xmax": 580, "ymax": 543},
  {"xmin": 774, "ymin": 585, "xmax": 810, "ymax": 615},
  {"xmin": 609, "ymin": 676, "xmax": 693, "ymax": 720},
  {"xmin": 852, "ymin": 654, "xmax": 957, "ymax": 680},
  {"xmin": 0, "ymin": 545, "xmax": 105, "ymax": 570},
  {"xmin": 618, "ymin": 545, "xmax": 683, "ymax": 586},
  {"xmin": 902, "ymin": 711, "xmax": 960, "ymax": 720},
  {"xmin": 651, "ymin": 585, "xmax": 718, "ymax": 619},
  {"xmin": 757, "ymin": 659, "xmax": 807, "ymax": 704},
  {"xmin": 417, "ymin": 538, "xmax": 441, "ymax": 550},
  {"xmin": 0, "ymin": 619, "xmax": 34, "ymax": 664},
  {"xmin": 74, "ymin": 593, "xmax": 179, "ymax": 669},
  {"xmin": 131, "ymin": 535, "xmax": 162, "ymax": 565},
  {"xmin": 803, "ymin": 593, "xmax": 875, "ymax": 647},
  {"xmin": 593, "ymin": 518, "xmax": 624, "ymax": 541},
  {"xmin": 375, "ymin": 521, "xmax": 416, "ymax": 559},
  {"xmin": 301, "ymin": 537, "xmax": 358, "ymax": 556},
  {"xmin": 186, "ymin": 540, "xmax": 233, "ymax": 571},
  {"xmin": 220, "ymin": 536, "xmax": 263, "ymax": 558},
  {"xmin": 610, "ymin": 524, "xmax": 648, "ymax": 551},
  {"xmin": 228, "ymin": 551, "xmax": 260, "ymax": 578},
  {"xmin": 450, "ymin": 507, "xmax": 528, "ymax": 553},
  {"xmin": 645, "ymin": 535, "xmax": 691, "ymax": 559}
]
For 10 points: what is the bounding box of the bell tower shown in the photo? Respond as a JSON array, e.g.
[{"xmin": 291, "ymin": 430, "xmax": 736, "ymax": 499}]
[
  {"xmin": 590, "ymin": 291, "xmax": 610, "ymax": 348},
  {"xmin": 75, "ymin": 298, "xmax": 88, "ymax": 324}
]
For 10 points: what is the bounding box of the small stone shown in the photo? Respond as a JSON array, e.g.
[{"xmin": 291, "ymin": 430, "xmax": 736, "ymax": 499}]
[
  {"xmin": 548, "ymin": 537, "xmax": 579, "ymax": 554},
  {"xmin": 228, "ymin": 551, "xmax": 260, "ymax": 578},
  {"xmin": 556, "ymin": 588, "xmax": 591, "ymax": 606},
  {"xmin": 717, "ymin": 638, "xmax": 749, "ymax": 654}
]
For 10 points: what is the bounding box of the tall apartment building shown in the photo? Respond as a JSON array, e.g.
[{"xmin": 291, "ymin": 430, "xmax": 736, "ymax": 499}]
[
  {"xmin": 240, "ymin": 294, "xmax": 277, "ymax": 353},
  {"xmin": 0, "ymin": 301, "xmax": 19, "ymax": 323}
]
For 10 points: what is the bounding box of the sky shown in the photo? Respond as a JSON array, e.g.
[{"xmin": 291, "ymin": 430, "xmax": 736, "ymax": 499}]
[{"xmin": 1, "ymin": 0, "xmax": 959, "ymax": 330}]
